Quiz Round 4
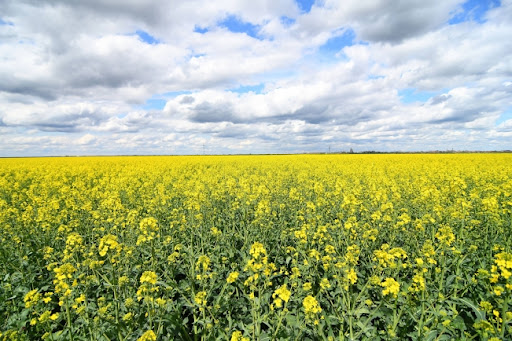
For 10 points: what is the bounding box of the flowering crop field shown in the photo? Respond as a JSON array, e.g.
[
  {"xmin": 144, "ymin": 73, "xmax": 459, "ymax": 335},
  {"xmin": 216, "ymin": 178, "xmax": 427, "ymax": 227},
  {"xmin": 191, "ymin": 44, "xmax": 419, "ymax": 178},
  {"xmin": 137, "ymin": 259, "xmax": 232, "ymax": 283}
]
[{"xmin": 1, "ymin": 154, "xmax": 512, "ymax": 340}]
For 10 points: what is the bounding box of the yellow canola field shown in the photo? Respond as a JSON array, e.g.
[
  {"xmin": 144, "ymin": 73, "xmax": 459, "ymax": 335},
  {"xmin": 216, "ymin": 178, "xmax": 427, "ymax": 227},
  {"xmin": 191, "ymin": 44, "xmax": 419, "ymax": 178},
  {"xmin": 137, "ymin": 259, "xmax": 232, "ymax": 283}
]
[{"xmin": 1, "ymin": 154, "xmax": 512, "ymax": 340}]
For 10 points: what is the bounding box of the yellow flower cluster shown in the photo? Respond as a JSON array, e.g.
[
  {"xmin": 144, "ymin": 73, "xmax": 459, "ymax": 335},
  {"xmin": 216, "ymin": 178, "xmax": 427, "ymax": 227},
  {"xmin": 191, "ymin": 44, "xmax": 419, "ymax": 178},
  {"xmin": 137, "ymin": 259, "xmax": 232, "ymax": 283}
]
[
  {"xmin": 53, "ymin": 263, "xmax": 76, "ymax": 299},
  {"xmin": 137, "ymin": 217, "xmax": 159, "ymax": 245},
  {"xmin": 374, "ymin": 244, "xmax": 407, "ymax": 268},
  {"xmin": 244, "ymin": 242, "xmax": 276, "ymax": 288},
  {"xmin": 381, "ymin": 277, "xmax": 400, "ymax": 298},
  {"xmin": 226, "ymin": 271, "xmax": 239, "ymax": 284},
  {"xmin": 494, "ymin": 252, "xmax": 512, "ymax": 280},
  {"xmin": 272, "ymin": 284, "xmax": 291, "ymax": 309},
  {"xmin": 231, "ymin": 330, "xmax": 249, "ymax": 341},
  {"xmin": 137, "ymin": 330, "xmax": 156, "ymax": 341},
  {"xmin": 194, "ymin": 291, "xmax": 207, "ymax": 306},
  {"xmin": 303, "ymin": 295, "xmax": 322, "ymax": 314},
  {"xmin": 196, "ymin": 255, "xmax": 211, "ymax": 272},
  {"xmin": 24, "ymin": 289, "xmax": 40, "ymax": 309},
  {"xmin": 137, "ymin": 271, "xmax": 159, "ymax": 301},
  {"xmin": 435, "ymin": 225, "xmax": 455, "ymax": 247}
]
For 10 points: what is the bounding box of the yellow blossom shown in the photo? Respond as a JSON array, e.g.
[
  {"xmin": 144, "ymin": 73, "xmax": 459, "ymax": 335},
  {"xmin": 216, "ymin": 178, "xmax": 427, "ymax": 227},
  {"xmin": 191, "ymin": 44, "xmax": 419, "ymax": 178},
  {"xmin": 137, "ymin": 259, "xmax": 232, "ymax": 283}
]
[
  {"xmin": 320, "ymin": 278, "xmax": 331, "ymax": 290},
  {"xmin": 272, "ymin": 284, "xmax": 291, "ymax": 308},
  {"xmin": 227, "ymin": 271, "xmax": 239, "ymax": 284},
  {"xmin": 194, "ymin": 291, "xmax": 207, "ymax": 306},
  {"xmin": 303, "ymin": 282, "xmax": 312, "ymax": 291},
  {"xmin": 24, "ymin": 289, "xmax": 40, "ymax": 308},
  {"xmin": 494, "ymin": 286, "xmax": 504, "ymax": 296},
  {"xmin": 140, "ymin": 271, "xmax": 158, "ymax": 285},
  {"xmin": 381, "ymin": 277, "xmax": 400, "ymax": 298},
  {"xmin": 196, "ymin": 255, "xmax": 211, "ymax": 272},
  {"xmin": 231, "ymin": 331, "xmax": 249, "ymax": 341},
  {"xmin": 303, "ymin": 295, "xmax": 322, "ymax": 314},
  {"xmin": 137, "ymin": 330, "xmax": 157, "ymax": 341}
]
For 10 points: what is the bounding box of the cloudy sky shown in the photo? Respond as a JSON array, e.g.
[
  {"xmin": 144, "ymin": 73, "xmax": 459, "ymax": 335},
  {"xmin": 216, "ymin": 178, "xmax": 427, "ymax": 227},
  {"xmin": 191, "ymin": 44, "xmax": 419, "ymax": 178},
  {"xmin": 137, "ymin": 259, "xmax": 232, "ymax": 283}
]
[{"xmin": 1, "ymin": 0, "xmax": 511, "ymax": 156}]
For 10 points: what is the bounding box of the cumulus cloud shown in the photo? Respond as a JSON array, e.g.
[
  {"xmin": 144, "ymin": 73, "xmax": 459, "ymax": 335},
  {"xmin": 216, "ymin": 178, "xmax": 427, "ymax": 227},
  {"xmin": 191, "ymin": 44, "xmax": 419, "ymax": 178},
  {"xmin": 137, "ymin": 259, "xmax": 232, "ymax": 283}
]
[{"xmin": 0, "ymin": 0, "xmax": 511, "ymax": 155}]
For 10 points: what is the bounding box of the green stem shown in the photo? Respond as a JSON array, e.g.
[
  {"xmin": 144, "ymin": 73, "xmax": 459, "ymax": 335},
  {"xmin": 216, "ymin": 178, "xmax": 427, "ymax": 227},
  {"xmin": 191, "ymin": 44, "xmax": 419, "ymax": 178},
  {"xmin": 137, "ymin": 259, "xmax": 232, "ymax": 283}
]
[
  {"xmin": 112, "ymin": 286, "xmax": 122, "ymax": 341},
  {"xmin": 272, "ymin": 299, "xmax": 290, "ymax": 340},
  {"xmin": 418, "ymin": 290, "xmax": 425, "ymax": 338},
  {"xmin": 111, "ymin": 267, "xmax": 123, "ymax": 341},
  {"xmin": 501, "ymin": 295, "xmax": 509, "ymax": 339},
  {"xmin": 353, "ymin": 302, "xmax": 384, "ymax": 340},
  {"xmin": 65, "ymin": 301, "xmax": 75, "ymax": 341},
  {"xmin": 345, "ymin": 289, "xmax": 353, "ymax": 340}
]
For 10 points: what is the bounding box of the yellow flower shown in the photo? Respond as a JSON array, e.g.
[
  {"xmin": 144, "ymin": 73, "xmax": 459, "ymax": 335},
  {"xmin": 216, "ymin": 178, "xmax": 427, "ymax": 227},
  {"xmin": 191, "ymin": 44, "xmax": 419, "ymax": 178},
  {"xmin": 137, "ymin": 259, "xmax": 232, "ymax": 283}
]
[
  {"xmin": 196, "ymin": 255, "xmax": 211, "ymax": 272},
  {"xmin": 474, "ymin": 320, "xmax": 494, "ymax": 332},
  {"xmin": 435, "ymin": 225, "xmax": 455, "ymax": 246},
  {"xmin": 231, "ymin": 331, "xmax": 249, "ymax": 341},
  {"xmin": 98, "ymin": 234, "xmax": 120, "ymax": 257},
  {"xmin": 194, "ymin": 291, "xmax": 207, "ymax": 306},
  {"xmin": 303, "ymin": 282, "xmax": 312, "ymax": 291},
  {"xmin": 345, "ymin": 244, "xmax": 360, "ymax": 265},
  {"xmin": 140, "ymin": 271, "xmax": 158, "ymax": 285},
  {"xmin": 303, "ymin": 295, "xmax": 322, "ymax": 314},
  {"xmin": 249, "ymin": 242, "xmax": 267, "ymax": 259},
  {"xmin": 494, "ymin": 286, "xmax": 504, "ymax": 296},
  {"xmin": 137, "ymin": 217, "xmax": 159, "ymax": 245},
  {"xmin": 118, "ymin": 276, "xmax": 129, "ymax": 286},
  {"xmin": 211, "ymin": 227, "xmax": 222, "ymax": 236},
  {"xmin": 272, "ymin": 284, "xmax": 291, "ymax": 308},
  {"xmin": 137, "ymin": 330, "xmax": 157, "ymax": 341},
  {"xmin": 410, "ymin": 273, "xmax": 426, "ymax": 292},
  {"xmin": 325, "ymin": 245, "xmax": 336, "ymax": 254},
  {"xmin": 137, "ymin": 271, "xmax": 159, "ymax": 301},
  {"xmin": 291, "ymin": 267, "xmax": 301, "ymax": 279},
  {"xmin": 381, "ymin": 277, "xmax": 400, "ymax": 298},
  {"xmin": 168, "ymin": 251, "xmax": 180, "ymax": 263},
  {"xmin": 75, "ymin": 294, "xmax": 86, "ymax": 304},
  {"xmin": 38, "ymin": 311, "xmax": 52, "ymax": 323},
  {"xmin": 346, "ymin": 268, "xmax": 357, "ymax": 285},
  {"xmin": 374, "ymin": 245, "xmax": 407, "ymax": 268},
  {"xmin": 227, "ymin": 271, "xmax": 239, "ymax": 284},
  {"xmin": 24, "ymin": 289, "xmax": 40, "ymax": 308},
  {"xmin": 320, "ymin": 278, "xmax": 331, "ymax": 290},
  {"xmin": 125, "ymin": 298, "xmax": 135, "ymax": 307},
  {"xmin": 480, "ymin": 300, "xmax": 493, "ymax": 312}
]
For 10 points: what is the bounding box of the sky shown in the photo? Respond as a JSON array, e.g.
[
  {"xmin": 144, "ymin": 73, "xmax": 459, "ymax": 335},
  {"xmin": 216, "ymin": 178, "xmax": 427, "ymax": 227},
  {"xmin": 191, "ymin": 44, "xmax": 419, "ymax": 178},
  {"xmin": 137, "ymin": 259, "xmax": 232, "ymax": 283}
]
[{"xmin": 0, "ymin": 0, "xmax": 511, "ymax": 156}]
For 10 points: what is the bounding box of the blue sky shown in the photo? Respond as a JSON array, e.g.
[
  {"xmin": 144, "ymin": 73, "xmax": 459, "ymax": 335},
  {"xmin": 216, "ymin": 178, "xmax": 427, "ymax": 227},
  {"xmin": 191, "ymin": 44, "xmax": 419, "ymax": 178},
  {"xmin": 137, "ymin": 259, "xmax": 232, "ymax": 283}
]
[
  {"xmin": 135, "ymin": 30, "xmax": 160, "ymax": 45},
  {"xmin": 449, "ymin": 0, "xmax": 501, "ymax": 24},
  {"xmin": 0, "ymin": 0, "xmax": 511, "ymax": 156},
  {"xmin": 296, "ymin": 0, "xmax": 315, "ymax": 13},
  {"xmin": 218, "ymin": 15, "xmax": 264, "ymax": 40}
]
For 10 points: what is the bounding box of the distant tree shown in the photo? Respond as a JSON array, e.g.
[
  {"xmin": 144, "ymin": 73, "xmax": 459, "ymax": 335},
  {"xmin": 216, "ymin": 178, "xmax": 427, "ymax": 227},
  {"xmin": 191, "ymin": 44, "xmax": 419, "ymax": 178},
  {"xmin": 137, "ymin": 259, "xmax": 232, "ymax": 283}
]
[{"xmin": 349, "ymin": 148, "xmax": 354, "ymax": 154}]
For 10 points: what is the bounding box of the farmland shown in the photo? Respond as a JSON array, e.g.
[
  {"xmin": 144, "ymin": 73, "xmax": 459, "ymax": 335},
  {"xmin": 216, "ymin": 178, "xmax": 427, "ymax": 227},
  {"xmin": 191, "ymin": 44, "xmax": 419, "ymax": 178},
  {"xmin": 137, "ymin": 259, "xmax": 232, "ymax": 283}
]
[{"xmin": 1, "ymin": 154, "xmax": 512, "ymax": 340}]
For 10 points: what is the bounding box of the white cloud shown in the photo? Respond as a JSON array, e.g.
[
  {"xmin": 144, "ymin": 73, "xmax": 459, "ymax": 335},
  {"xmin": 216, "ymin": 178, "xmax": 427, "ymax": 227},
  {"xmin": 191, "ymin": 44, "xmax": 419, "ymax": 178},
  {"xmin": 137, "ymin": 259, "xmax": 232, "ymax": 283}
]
[{"xmin": 0, "ymin": 0, "xmax": 511, "ymax": 155}]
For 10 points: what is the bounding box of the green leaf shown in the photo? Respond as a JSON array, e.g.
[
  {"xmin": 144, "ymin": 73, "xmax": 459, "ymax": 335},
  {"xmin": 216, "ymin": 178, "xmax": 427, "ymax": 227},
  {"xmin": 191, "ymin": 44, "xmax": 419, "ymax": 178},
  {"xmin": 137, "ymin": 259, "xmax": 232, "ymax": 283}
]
[
  {"xmin": 424, "ymin": 330, "xmax": 438, "ymax": 341},
  {"xmin": 355, "ymin": 307, "xmax": 370, "ymax": 318},
  {"xmin": 453, "ymin": 298, "xmax": 485, "ymax": 320}
]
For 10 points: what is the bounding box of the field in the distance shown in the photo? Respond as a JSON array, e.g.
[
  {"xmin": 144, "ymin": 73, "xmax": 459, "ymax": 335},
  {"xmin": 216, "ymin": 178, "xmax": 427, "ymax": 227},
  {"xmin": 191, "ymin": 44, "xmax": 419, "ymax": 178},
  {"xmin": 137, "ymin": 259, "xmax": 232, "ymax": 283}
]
[{"xmin": 1, "ymin": 154, "xmax": 512, "ymax": 340}]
